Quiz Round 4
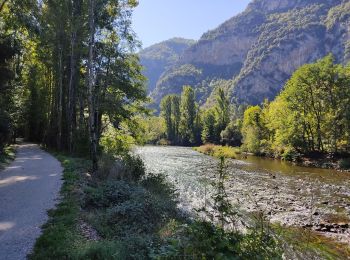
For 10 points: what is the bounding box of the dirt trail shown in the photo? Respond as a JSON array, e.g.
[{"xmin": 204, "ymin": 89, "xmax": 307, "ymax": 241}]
[{"xmin": 0, "ymin": 144, "xmax": 63, "ymax": 260}]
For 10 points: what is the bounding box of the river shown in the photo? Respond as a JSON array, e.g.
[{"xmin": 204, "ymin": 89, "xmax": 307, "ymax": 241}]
[{"xmin": 134, "ymin": 146, "xmax": 350, "ymax": 245}]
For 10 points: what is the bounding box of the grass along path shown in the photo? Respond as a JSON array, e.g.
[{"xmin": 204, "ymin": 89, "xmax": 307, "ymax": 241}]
[{"xmin": 0, "ymin": 145, "xmax": 16, "ymax": 170}]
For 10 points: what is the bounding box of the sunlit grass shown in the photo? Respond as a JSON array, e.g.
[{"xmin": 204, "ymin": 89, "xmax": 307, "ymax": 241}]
[
  {"xmin": 194, "ymin": 144, "xmax": 239, "ymax": 159},
  {"xmin": 273, "ymin": 224, "xmax": 350, "ymax": 259}
]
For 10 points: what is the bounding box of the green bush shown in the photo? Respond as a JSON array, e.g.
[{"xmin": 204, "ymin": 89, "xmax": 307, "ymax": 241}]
[
  {"xmin": 97, "ymin": 154, "xmax": 146, "ymax": 182},
  {"xmin": 339, "ymin": 158, "xmax": 350, "ymax": 170},
  {"xmin": 155, "ymin": 220, "xmax": 283, "ymax": 259},
  {"xmin": 122, "ymin": 154, "xmax": 146, "ymax": 182},
  {"xmin": 194, "ymin": 144, "xmax": 238, "ymax": 159},
  {"xmin": 83, "ymin": 174, "xmax": 179, "ymax": 259},
  {"xmin": 79, "ymin": 241, "xmax": 125, "ymax": 260},
  {"xmin": 281, "ymin": 147, "xmax": 301, "ymax": 162},
  {"xmin": 86, "ymin": 180, "xmax": 177, "ymax": 236}
]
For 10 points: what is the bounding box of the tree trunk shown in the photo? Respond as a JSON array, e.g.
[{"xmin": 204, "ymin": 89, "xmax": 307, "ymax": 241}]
[
  {"xmin": 87, "ymin": 0, "xmax": 98, "ymax": 172},
  {"xmin": 67, "ymin": 30, "xmax": 77, "ymax": 153},
  {"xmin": 57, "ymin": 47, "xmax": 63, "ymax": 150}
]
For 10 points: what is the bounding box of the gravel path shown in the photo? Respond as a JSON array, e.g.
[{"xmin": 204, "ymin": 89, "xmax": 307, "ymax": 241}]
[{"xmin": 0, "ymin": 144, "xmax": 63, "ymax": 260}]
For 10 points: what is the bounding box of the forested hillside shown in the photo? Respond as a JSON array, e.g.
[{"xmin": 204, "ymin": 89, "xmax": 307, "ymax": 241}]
[
  {"xmin": 139, "ymin": 38, "xmax": 194, "ymax": 94},
  {"xmin": 149, "ymin": 0, "xmax": 350, "ymax": 106}
]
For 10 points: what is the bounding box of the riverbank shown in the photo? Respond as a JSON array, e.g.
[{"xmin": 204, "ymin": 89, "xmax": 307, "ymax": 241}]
[
  {"xmin": 297, "ymin": 154, "xmax": 350, "ymax": 172},
  {"xmin": 194, "ymin": 144, "xmax": 350, "ymax": 172},
  {"xmin": 30, "ymin": 151, "xmax": 283, "ymax": 259}
]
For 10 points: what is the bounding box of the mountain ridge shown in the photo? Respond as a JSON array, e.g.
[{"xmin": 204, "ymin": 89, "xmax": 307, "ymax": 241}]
[
  {"xmin": 139, "ymin": 37, "xmax": 195, "ymax": 94},
  {"xmin": 145, "ymin": 0, "xmax": 350, "ymax": 107}
]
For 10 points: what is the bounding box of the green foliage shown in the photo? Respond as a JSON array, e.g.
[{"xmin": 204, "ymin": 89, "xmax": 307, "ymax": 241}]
[
  {"xmin": 194, "ymin": 144, "xmax": 237, "ymax": 159},
  {"xmin": 180, "ymin": 86, "xmax": 197, "ymax": 145},
  {"xmin": 157, "ymin": 221, "xmax": 243, "ymax": 259},
  {"xmin": 241, "ymin": 55, "xmax": 350, "ymax": 157},
  {"xmin": 136, "ymin": 116, "xmax": 166, "ymax": 144},
  {"xmin": 0, "ymin": 145, "xmax": 15, "ymax": 169},
  {"xmin": 242, "ymin": 106, "xmax": 266, "ymax": 154},
  {"xmin": 339, "ymin": 158, "xmax": 350, "ymax": 170},
  {"xmin": 160, "ymin": 86, "xmax": 232, "ymax": 146},
  {"xmin": 214, "ymin": 88, "xmax": 230, "ymax": 135},
  {"xmin": 0, "ymin": 35, "xmax": 20, "ymax": 150},
  {"xmin": 79, "ymin": 241, "xmax": 125, "ymax": 260},
  {"xmin": 84, "ymin": 174, "xmax": 179, "ymax": 259},
  {"xmin": 157, "ymin": 64, "xmax": 202, "ymax": 90},
  {"xmin": 201, "ymin": 108, "xmax": 217, "ymax": 144},
  {"xmin": 281, "ymin": 147, "xmax": 301, "ymax": 162},
  {"xmin": 221, "ymin": 120, "xmax": 242, "ymax": 146},
  {"xmin": 97, "ymin": 152, "xmax": 146, "ymax": 182},
  {"xmin": 160, "ymin": 94, "xmax": 181, "ymax": 143},
  {"xmin": 160, "ymin": 86, "xmax": 200, "ymax": 145},
  {"xmin": 0, "ymin": 0, "xmax": 147, "ymax": 170},
  {"xmin": 272, "ymin": 55, "xmax": 350, "ymax": 153}
]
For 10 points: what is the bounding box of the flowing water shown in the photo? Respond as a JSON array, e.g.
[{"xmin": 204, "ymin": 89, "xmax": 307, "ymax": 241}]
[{"xmin": 134, "ymin": 146, "xmax": 350, "ymax": 244}]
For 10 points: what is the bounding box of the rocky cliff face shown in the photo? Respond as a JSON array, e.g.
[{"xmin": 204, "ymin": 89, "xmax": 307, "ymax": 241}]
[
  {"xmin": 148, "ymin": 0, "xmax": 350, "ymax": 107},
  {"xmin": 139, "ymin": 38, "xmax": 195, "ymax": 94}
]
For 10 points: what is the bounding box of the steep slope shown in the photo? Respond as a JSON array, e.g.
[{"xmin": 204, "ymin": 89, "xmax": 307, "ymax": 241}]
[
  {"xmin": 150, "ymin": 0, "xmax": 349, "ymax": 106},
  {"xmin": 233, "ymin": 0, "xmax": 349, "ymax": 103},
  {"xmin": 139, "ymin": 38, "xmax": 195, "ymax": 94}
]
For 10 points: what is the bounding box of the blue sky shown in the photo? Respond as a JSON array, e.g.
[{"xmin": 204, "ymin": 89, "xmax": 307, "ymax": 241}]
[{"xmin": 132, "ymin": 0, "xmax": 252, "ymax": 48}]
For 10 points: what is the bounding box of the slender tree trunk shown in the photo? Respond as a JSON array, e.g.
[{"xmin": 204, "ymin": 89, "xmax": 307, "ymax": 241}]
[
  {"xmin": 57, "ymin": 47, "xmax": 63, "ymax": 150},
  {"xmin": 68, "ymin": 30, "xmax": 77, "ymax": 152},
  {"xmin": 87, "ymin": 0, "xmax": 98, "ymax": 172},
  {"xmin": 67, "ymin": 0, "xmax": 82, "ymax": 153},
  {"xmin": 79, "ymin": 93, "xmax": 84, "ymax": 128}
]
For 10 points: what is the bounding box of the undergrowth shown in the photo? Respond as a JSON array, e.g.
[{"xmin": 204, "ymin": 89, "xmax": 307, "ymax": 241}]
[
  {"xmin": 0, "ymin": 145, "xmax": 15, "ymax": 169},
  {"xmin": 274, "ymin": 225, "xmax": 350, "ymax": 259}
]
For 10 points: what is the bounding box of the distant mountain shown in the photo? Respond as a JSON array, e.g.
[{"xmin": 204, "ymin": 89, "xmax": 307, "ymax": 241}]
[
  {"xmin": 147, "ymin": 0, "xmax": 350, "ymax": 107},
  {"xmin": 139, "ymin": 38, "xmax": 195, "ymax": 94}
]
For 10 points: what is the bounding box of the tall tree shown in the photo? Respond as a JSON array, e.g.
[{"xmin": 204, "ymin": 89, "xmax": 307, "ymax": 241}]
[
  {"xmin": 201, "ymin": 108, "xmax": 216, "ymax": 144},
  {"xmin": 214, "ymin": 87, "xmax": 230, "ymax": 135},
  {"xmin": 160, "ymin": 95, "xmax": 174, "ymax": 142},
  {"xmin": 180, "ymin": 86, "xmax": 196, "ymax": 145}
]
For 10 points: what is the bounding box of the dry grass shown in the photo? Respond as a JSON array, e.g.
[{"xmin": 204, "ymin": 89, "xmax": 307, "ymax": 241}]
[{"xmin": 194, "ymin": 144, "xmax": 238, "ymax": 159}]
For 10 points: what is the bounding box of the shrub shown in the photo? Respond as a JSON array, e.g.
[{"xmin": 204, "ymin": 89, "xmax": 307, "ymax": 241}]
[
  {"xmin": 157, "ymin": 138, "xmax": 171, "ymax": 146},
  {"xmin": 213, "ymin": 146, "xmax": 236, "ymax": 159},
  {"xmin": 122, "ymin": 154, "xmax": 146, "ymax": 182},
  {"xmin": 194, "ymin": 143, "xmax": 216, "ymax": 155},
  {"xmin": 339, "ymin": 158, "xmax": 350, "ymax": 170},
  {"xmin": 194, "ymin": 144, "xmax": 237, "ymax": 159},
  {"xmin": 84, "ymin": 176, "xmax": 178, "ymax": 238},
  {"xmin": 97, "ymin": 154, "xmax": 146, "ymax": 182},
  {"xmin": 79, "ymin": 241, "xmax": 125, "ymax": 260},
  {"xmin": 281, "ymin": 147, "xmax": 301, "ymax": 162},
  {"xmin": 156, "ymin": 221, "xmax": 242, "ymax": 259}
]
